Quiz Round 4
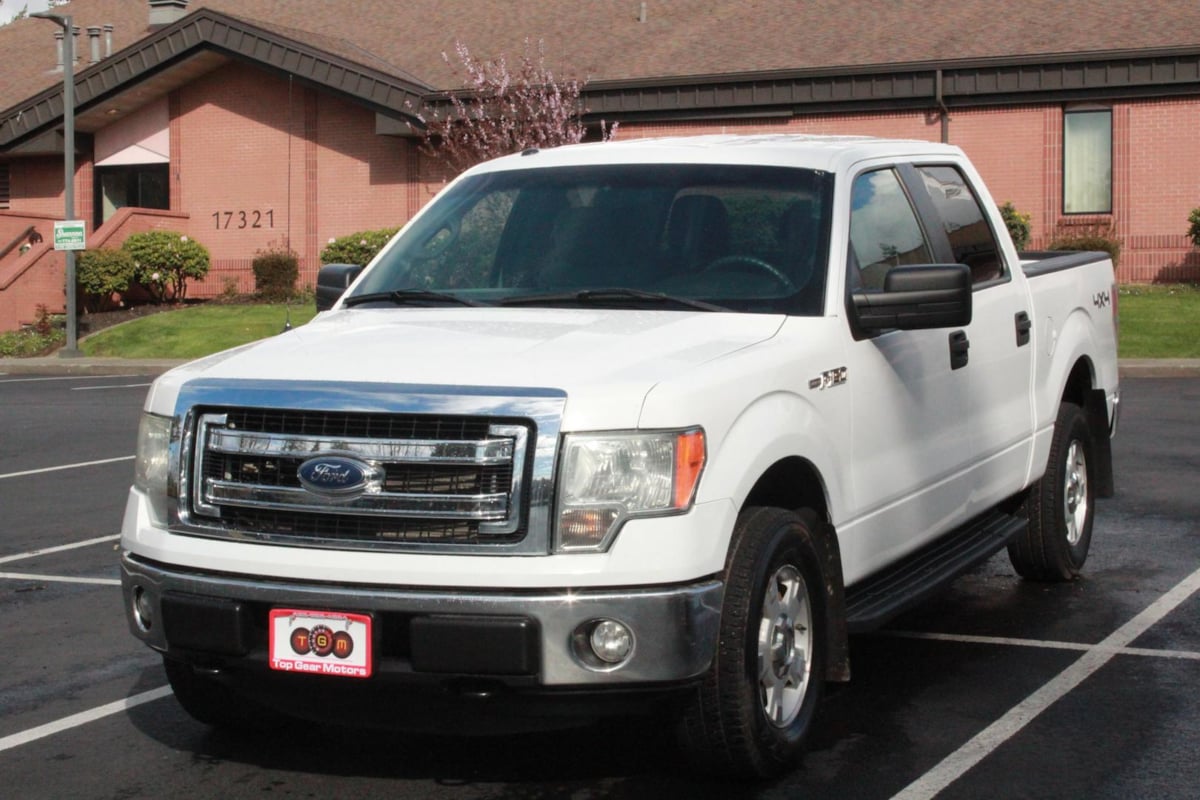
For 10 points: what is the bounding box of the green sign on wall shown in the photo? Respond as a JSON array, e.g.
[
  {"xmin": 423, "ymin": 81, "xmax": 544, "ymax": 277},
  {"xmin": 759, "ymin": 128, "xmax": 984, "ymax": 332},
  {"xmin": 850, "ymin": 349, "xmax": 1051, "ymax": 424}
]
[{"xmin": 53, "ymin": 220, "xmax": 86, "ymax": 251}]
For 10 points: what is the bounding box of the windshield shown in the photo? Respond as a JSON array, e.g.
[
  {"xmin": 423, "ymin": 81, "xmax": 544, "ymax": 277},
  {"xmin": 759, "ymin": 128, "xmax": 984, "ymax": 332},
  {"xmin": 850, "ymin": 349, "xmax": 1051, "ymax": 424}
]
[{"xmin": 349, "ymin": 163, "xmax": 834, "ymax": 315}]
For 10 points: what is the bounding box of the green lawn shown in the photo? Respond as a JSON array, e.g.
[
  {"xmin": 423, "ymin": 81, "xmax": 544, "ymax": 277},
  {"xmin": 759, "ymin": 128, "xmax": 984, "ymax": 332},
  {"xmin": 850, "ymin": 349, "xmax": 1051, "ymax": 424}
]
[
  {"xmin": 63, "ymin": 285, "xmax": 1199, "ymax": 360},
  {"xmin": 1117, "ymin": 284, "xmax": 1200, "ymax": 359},
  {"xmin": 80, "ymin": 303, "xmax": 317, "ymax": 359}
]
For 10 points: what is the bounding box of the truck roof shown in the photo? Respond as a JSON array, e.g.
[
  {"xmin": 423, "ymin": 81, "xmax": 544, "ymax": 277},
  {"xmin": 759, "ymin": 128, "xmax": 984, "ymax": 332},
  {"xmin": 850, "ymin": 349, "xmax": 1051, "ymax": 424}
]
[{"xmin": 472, "ymin": 134, "xmax": 966, "ymax": 175}]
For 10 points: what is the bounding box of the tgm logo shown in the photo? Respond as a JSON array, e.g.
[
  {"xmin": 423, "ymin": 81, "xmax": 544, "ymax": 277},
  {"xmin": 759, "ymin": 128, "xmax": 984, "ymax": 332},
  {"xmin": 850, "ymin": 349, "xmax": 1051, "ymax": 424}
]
[{"xmin": 297, "ymin": 455, "xmax": 379, "ymax": 498}]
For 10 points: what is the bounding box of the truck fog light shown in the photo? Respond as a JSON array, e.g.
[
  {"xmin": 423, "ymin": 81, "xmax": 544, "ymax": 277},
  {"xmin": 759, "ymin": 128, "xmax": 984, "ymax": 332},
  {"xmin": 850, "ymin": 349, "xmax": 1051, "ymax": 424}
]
[
  {"xmin": 132, "ymin": 586, "xmax": 153, "ymax": 632},
  {"xmin": 589, "ymin": 619, "xmax": 633, "ymax": 664}
]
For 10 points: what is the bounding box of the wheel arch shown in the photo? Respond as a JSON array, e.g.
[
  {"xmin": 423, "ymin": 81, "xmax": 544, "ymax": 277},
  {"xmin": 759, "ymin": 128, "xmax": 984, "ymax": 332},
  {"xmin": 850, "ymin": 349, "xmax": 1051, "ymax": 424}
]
[
  {"xmin": 743, "ymin": 457, "xmax": 851, "ymax": 683},
  {"xmin": 1059, "ymin": 356, "xmax": 1115, "ymax": 498}
]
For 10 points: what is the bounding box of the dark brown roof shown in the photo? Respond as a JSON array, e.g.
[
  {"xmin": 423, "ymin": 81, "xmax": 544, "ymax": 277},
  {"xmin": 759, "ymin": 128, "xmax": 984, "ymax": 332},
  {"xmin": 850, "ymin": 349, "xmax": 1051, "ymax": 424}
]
[{"xmin": 3, "ymin": 0, "xmax": 1200, "ymax": 148}]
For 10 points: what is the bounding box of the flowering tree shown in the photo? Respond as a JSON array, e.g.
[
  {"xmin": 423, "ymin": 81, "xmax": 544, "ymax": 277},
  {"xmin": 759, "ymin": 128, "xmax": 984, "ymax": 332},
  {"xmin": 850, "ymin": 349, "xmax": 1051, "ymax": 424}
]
[{"xmin": 415, "ymin": 39, "xmax": 616, "ymax": 174}]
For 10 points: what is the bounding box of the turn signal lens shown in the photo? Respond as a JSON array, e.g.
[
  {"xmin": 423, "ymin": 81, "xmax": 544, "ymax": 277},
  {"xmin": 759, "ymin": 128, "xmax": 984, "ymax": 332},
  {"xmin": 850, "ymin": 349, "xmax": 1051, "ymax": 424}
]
[
  {"xmin": 556, "ymin": 428, "xmax": 706, "ymax": 552},
  {"xmin": 674, "ymin": 429, "xmax": 706, "ymax": 508}
]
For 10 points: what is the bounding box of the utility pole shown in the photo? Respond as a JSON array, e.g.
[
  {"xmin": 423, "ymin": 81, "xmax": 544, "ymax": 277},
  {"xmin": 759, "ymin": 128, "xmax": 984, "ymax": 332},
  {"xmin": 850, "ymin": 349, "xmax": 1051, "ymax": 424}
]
[{"xmin": 32, "ymin": 11, "xmax": 80, "ymax": 356}]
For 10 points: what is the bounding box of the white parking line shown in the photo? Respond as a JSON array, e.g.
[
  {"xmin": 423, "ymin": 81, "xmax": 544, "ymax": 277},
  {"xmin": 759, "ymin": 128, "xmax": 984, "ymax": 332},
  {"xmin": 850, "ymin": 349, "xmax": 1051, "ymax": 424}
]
[
  {"xmin": 885, "ymin": 631, "xmax": 1200, "ymax": 661},
  {"xmin": 0, "ymin": 374, "xmax": 141, "ymax": 384},
  {"xmin": 0, "ymin": 455, "xmax": 134, "ymax": 480},
  {"xmin": 0, "ymin": 534, "xmax": 120, "ymax": 565},
  {"xmin": 0, "ymin": 572, "xmax": 121, "ymax": 586},
  {"xmin": 891, "ymin": 565, "xmax": 1200, "ymax": 800},
  {"xmin": 0, "ymin": 686, "xmax": 173, "ymax": 754},
  {"xmin": 71, "ymin": 383, "xmax": 152, "ymax": 391}
]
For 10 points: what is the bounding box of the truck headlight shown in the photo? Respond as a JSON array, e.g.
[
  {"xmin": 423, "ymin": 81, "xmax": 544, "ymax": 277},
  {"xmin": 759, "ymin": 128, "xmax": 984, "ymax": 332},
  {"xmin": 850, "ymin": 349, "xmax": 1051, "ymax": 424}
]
[
  {"xmin": 556, "ymin": 428, "xmax": 705, "ymax": 552},
  {"xmin": 134, "ymin": 412, "xmax": 173, "ymax": 526}
]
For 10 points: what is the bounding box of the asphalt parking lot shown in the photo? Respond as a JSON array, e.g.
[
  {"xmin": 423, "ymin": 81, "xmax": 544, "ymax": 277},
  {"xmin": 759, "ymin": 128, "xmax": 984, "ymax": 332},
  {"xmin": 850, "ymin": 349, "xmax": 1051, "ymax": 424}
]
[{"xmin": 0, "ymin": 371, "xmax": 1197, "ymax": 799}]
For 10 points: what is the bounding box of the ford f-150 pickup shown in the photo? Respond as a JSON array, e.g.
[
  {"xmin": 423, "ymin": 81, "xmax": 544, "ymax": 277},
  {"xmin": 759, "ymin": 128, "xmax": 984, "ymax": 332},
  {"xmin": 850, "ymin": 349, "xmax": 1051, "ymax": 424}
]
[{"xmin": 121, "ymin": 134, "xmax": 1119, "ymax": 777}]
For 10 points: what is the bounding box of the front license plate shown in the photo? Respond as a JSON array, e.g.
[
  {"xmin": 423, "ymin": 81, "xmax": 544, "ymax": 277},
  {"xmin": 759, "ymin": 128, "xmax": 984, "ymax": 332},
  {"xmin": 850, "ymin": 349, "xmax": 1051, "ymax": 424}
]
[{"xmin": 269, "ymin": 609, "xmax": 373, "ymax": 679}]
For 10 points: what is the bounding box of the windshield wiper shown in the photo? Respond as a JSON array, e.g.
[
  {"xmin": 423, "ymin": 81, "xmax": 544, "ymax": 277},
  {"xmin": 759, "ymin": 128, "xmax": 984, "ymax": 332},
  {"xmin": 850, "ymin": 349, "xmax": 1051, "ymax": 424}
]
[
  {"xmin": 500, "ymin": 288, "xmax": 727, "ymax": 312},
  {"xmin": 341, "ymin": 289, "xmax": 486, "ymax": 308}
]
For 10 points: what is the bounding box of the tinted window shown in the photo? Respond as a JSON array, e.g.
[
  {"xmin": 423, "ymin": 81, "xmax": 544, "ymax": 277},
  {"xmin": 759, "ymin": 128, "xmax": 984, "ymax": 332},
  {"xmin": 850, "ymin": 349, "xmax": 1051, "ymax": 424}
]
[
  {"xmin": 917, "ymin": 165, "xmax": 1005, "ymax": 284},
  {"xmin": 848, "ymin": 169, "xmax": 932, "ymax": 290},
  {"xmin": 352, "ymin": 164, "xmax": 835, "ymax": 316}
]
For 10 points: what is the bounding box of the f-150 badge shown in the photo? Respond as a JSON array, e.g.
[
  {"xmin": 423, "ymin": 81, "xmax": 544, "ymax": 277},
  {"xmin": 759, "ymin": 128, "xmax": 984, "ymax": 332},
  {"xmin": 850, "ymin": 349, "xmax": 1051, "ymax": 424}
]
[{"xmin": 810, "ymin": 366, "xmax": 848, "ymax": 390}]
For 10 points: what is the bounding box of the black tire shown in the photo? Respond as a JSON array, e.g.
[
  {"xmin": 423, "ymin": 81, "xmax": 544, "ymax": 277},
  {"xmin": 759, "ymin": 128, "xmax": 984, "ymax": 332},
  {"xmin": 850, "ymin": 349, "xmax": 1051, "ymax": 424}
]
[
  {"xmin": 1009, "ymin": 402, "xmax": 1095, "ymax": 581},
  {"xmin": 163, "ymin": 657, "xmax": 282, "ymax": 731},
  {"xmin": 677, "ymin": 506, "xmax": 826, "ymax": 779}
]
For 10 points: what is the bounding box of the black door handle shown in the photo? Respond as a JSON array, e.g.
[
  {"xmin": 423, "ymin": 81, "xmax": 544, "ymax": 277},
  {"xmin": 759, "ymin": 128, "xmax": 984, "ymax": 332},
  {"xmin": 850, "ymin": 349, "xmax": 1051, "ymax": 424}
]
[
  {"xmin": 949, "ymin": 330, "xmax": 970, "ymax": 370},
  {"xmin": 1015, "ymin": 311, "xmax": 1032, "ymax": 347}
]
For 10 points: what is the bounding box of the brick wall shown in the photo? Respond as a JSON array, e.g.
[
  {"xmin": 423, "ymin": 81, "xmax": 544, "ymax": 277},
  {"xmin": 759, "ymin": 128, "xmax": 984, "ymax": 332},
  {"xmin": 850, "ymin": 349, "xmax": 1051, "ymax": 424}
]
[
  {"xmin": 1120, "ymin": 98, "xmax": 1200, "ymax": 282},
  {"xmin": 4, "ymin": 65, "xmax": 1197, "ymax": 328},
  {"xmin": 0, "ymin": 243, "xmax": 64, "ymax": 330},
  {"xmin": 619, "ymin": 98, "xmax": 1200, "ymax": 282},
  {"xmin": 171, "ymin": 64, "xmax": 450, "ymax": 295},
  {"xmin": 314, "ymin": 93, "xmax": 409, "ymax": 253},
  {"xmin": 175, "ymin": 65, "xmax": 295, "ymax": 291},
  {"xmin": 8, "ymin": 156, "xmax": 69, "ymax": 218}
]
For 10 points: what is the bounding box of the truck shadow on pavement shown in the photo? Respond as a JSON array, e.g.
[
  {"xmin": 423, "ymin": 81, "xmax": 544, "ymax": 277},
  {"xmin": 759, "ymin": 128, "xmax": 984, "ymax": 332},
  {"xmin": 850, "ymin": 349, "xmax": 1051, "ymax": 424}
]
[{"xmin": 122, "ymin": 664, "xmax": 754, "ymax": 796}]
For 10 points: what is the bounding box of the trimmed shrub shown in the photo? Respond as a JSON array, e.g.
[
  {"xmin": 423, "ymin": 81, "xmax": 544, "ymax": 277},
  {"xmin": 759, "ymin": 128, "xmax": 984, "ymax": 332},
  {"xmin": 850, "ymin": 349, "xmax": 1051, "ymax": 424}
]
[
  {"xmin": 77, "ymin": 248, "xmax": 138, "ymax": 311},
  {"xmin": 1048, "ymin": 223, "xmax": 1121, "ymax": 269},
  {"xmin": 122, "ymin": 231, "xmax": 211, "ymax": 303},
  {"xmin": 998, "ymin": 202, "xmax": 1032, "ymax": 251},
  {"xmin": 252, "ymin": 247, "xmax": 300, "ymax": 301},
  {"xmin": 1188, "ymin": 207, "xmax": 1200, "ymax": 249},
  {"xmin": 321, "ymin": 227, "xmax": 399, "ymax": 267}
]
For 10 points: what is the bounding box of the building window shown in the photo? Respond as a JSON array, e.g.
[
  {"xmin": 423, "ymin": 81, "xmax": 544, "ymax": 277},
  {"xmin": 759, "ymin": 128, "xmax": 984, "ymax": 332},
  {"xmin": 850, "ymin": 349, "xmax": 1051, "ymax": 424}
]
[
  {"xmin": 94, "ymin": 164, "xmax": 169, "ymax": 227},
  {"xmin": 0, "ymin": 163, "xmax": 10, "ymax": 210},
  {"xmin": 1063, "ymin": 109, "xmax": 1112, "ymax": 214}
]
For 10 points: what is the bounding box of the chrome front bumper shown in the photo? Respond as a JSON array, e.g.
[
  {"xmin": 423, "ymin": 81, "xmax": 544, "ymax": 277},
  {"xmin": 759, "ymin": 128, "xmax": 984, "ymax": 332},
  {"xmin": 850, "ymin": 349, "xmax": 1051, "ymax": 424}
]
[{"xmin": 122, "ymin": 554, "xmax": 723, "ymax": 687}]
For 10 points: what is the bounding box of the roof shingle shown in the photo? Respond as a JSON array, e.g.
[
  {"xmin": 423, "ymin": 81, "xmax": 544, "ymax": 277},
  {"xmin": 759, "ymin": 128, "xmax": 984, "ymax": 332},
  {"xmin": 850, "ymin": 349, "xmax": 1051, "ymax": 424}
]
[{"xmin": 3, "ymin": 0, "xmax": 1199, "ymax": 123}]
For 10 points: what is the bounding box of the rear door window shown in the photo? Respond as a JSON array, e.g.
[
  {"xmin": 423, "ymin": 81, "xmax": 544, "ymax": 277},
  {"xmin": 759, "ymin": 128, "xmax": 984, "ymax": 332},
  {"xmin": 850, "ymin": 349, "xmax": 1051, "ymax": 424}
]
[{"xmin": 914, "ymin": 165, "xmax": 1006, "ymax": 285}]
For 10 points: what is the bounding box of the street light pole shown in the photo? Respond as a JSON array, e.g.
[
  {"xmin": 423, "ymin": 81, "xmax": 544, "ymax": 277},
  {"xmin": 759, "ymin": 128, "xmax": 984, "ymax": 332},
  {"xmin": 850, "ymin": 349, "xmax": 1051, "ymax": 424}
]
[{"xmin": 32, "ymin": 12, "xmax": 79, "ymax": 357}]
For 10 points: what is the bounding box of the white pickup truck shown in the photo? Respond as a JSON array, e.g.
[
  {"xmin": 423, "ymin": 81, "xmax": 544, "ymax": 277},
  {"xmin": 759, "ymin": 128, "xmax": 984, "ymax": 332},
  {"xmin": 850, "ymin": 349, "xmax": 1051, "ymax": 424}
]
[{"xmin": 121, "ymin": 135, "xmax": 1119, "ymax": 777}]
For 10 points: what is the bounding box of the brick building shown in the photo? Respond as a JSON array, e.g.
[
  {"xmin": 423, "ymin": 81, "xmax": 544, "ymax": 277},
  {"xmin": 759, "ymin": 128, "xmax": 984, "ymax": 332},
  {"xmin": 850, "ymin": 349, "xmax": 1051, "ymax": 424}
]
[{"xmin": 1, "ymin": 0, "xmax": 1199, "ymax": 330}]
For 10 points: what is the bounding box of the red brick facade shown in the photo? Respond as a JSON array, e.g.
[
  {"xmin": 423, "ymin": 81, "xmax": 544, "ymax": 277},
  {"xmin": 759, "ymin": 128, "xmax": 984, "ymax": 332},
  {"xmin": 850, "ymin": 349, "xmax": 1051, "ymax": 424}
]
[
  {"xmin": 618, "ymin": 99, "xmax": 1200, "ymax": 283},
  {"xmin": 2, "ymin": 60, "xmax": 1199, "ymax": 330}
]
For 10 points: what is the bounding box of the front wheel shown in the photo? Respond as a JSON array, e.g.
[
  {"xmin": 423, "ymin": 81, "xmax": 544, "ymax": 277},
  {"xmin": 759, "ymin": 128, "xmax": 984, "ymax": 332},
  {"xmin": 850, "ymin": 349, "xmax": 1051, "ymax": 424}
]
[
  {"xmin": 677, "ymin": 506, "xmax": 826, "ymax": 778},
  {"xmin": 1008, "ymin": 402, "xmax": 1095, "ymax": 581}
]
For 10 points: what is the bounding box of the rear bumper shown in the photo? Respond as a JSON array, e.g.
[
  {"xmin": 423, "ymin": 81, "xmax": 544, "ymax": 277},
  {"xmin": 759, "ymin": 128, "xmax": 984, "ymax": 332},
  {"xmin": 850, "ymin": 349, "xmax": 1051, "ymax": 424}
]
[{"xmin": 121, "ymin": 553, "xmax": 723, "ymax": 688}]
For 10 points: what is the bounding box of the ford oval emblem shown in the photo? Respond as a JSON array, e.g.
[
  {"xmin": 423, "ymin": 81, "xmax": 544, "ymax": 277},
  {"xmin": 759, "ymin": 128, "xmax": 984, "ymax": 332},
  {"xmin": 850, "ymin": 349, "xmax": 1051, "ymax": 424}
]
[{"xmin": 297, "ymin": 455, "xmax": 378, "ymax": 499}]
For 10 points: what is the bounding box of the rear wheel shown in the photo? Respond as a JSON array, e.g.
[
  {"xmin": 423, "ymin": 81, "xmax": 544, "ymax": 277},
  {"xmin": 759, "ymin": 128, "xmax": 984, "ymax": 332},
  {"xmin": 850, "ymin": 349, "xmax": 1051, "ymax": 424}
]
[
  {"xmin": 1009, "ymin": 402, "xmax": 1095, "ymax": 581},
  {"xmin": 677, "ymin": 506, "xmax": 826, "ymax": 778}
]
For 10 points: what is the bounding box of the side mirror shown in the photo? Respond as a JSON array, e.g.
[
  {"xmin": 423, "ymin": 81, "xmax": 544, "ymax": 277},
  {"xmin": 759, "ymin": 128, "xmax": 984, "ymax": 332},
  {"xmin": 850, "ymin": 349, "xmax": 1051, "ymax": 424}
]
[
  {"xmin": 315, "ymin": 263, "xmax": 364, "ymax": 311},
  {"xmin": 851, "ymin": 264, "xmax": 972, "ymax": 331}
]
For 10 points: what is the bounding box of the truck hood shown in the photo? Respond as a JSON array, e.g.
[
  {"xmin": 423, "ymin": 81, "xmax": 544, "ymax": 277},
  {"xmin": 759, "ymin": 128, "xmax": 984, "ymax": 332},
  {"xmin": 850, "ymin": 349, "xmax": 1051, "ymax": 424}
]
[{"xmin": 149, "ymin": 308, "xmax": 785, "ymax": 429}]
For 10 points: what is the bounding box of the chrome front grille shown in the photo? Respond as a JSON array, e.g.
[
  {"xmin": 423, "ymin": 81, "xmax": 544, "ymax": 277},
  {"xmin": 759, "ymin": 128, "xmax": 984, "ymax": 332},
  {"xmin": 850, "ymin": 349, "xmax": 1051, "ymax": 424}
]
[{"xmin": 186, "ymin": 408, "xmax": 531, "ymax": 550}]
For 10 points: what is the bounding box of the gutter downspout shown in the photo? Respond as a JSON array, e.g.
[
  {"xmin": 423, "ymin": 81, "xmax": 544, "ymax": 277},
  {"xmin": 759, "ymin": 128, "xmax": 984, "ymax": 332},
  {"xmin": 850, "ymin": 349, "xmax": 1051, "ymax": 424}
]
[{"xmin": 936, "ymin": 69, "xmax": 950, "ymax": 143}]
